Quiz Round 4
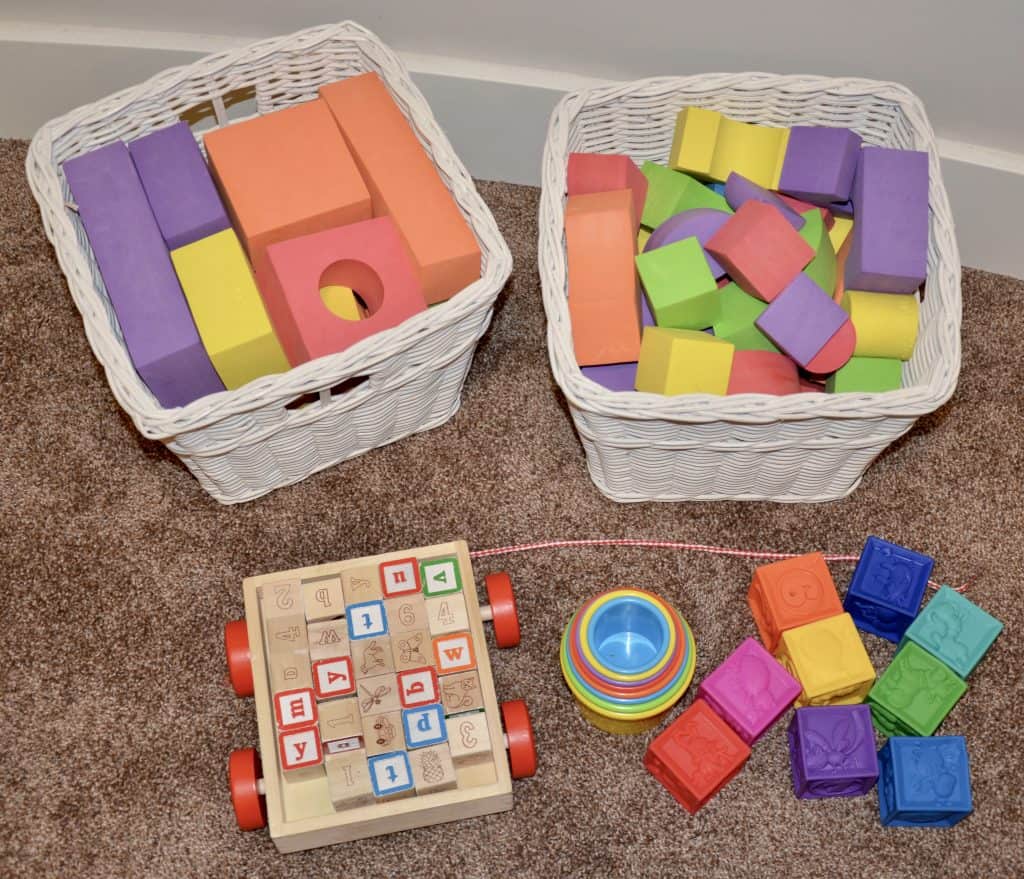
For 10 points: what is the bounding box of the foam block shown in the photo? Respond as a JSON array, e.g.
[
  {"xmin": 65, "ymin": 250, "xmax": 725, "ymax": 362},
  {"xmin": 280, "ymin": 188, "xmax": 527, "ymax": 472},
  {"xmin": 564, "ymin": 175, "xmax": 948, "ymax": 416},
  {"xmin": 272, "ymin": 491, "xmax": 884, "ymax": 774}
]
[
  {"xmin": 724, "ymin": 172, "xmax": 804, "ymax": 230},
  {"xmin": 263, "ymin": 216, "xmax": 427, "ymax": 364},
  {"xmin": 779, "ymin": 126, "xmax": 862, "ymax": 204},
  {"xmin": 844, "ymin": 147, "xmax": 929, "ymax": 293},
  {"xmin": 321, "ymin": 286, "xmax": 365, "ymax": 321},
  {"xmin": 564, "ymin": 190, "xmax": 643, "ymax": 366},
  {"xmin": 639, "ymin": 162, "xmax": 730, "ymax": 229},
  {"xmin": 644, "ymin": 208, "xmax": 732, "ymax": 276},
  {"xmin": 826, "ymin": 356, "xmax": 902, "ymax": 393},
  {"xmin": 62, "ymin": 142, "xmax": 225, "ymax": 407},
  {"xmin": 635, "ymin": 237, "xmax": 719, "ymax": 329},
  {"xmin": 127, "ymin": 121, "xmax": 231, "ymax": 249},
  {"xmin": 320, "ymin": 73, "xmax": 481, "ymax": 305},
  {"xmin": 726, "ymin": 350, "xmax": 800, "ymax": 395},
  {"xmin": 638, "ymin": 228, "xmax": 652, "ymax": 252},
  {"xmin": 713, "ymin": 283, "xmax": 778, "ymax": 353},
  {"xmin": 756, "ymin": 274, "xmax": 848, "ymax": 368},
  {"xmin": 635, "ymin": 327, "xmax": 734, "ymax": 396},
  {"xmin": 829, "ymin": 216, "xmax": 853, "ymax": 252},
  {"xmin": 841, "ymin": 290, "xmax": 919, "ymax": 360},
  {"xmin": 204, "ymin": 100, "xmax": 372, "ymax": 353},
  {"xmin": 797, "ymin": 209, "xmax": 837, "ymax": 297},
  {"xmin": 803, "ymin": 318, "xmax": 856, "ymax": 375},
  {"xmin": 777, "ymin": 193, "xmax": 835, "ymax": 229},
  {"xmin": 170, "ymin": 229, "xmax": 290, "ymax": 389},
  {"xmin": 581, "ymin": 362, "xmax": 638, "ymax": 392},
  {"xmin": 706, "ymin": 201, "xmax": 815, "ymax": 302},
  {"xmin": 567, "ymin": 152, "xmax": 648, "ymax": 226}
]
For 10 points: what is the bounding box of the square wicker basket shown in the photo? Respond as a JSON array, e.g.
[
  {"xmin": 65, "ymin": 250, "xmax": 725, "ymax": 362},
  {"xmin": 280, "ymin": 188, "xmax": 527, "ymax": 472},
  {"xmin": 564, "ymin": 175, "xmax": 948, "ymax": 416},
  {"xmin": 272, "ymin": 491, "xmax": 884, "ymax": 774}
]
[
  {"xmin": 539, "ymin": 73, "xmax": 961, "ymax": 503},
  {"xmin": 26, "ymin": 21, "xmax": 512, "ymax": 504}
]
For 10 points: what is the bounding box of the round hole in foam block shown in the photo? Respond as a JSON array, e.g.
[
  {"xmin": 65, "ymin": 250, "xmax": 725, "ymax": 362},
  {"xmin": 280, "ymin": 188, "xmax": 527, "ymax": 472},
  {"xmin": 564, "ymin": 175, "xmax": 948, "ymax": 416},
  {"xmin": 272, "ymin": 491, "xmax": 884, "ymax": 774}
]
[{"xmin": 264, "ymin": 216, "xmax": 427, "ymax": 365}]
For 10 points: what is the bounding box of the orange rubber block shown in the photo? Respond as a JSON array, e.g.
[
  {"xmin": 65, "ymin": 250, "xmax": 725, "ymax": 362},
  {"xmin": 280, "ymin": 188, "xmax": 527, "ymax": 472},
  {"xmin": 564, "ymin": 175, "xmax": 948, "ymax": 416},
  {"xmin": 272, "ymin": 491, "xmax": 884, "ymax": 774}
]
[
  {"xmin": 564, "ymin": 190, "xmax": 642, "ymax": 366},
  {"xmin": 204, "ymin": 99, "xmax": 372, "ymax": 359},
  {"xmin": 567, "ymin": 153, "xmax": 648, "ymax": 230},
  {"xmin": 263, "ymin": 216, "xmax": 427, "ymax": 365},
  {"xmin": 319, "ymin": 73, "xmax": 481, "ymax": 306}
]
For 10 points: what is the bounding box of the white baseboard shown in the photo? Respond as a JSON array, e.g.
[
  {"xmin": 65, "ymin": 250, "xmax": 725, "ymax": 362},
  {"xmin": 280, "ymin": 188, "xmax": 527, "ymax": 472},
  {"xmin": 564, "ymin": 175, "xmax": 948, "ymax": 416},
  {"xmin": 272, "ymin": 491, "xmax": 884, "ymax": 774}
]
[{"xmin": 3, "ymin": 21, "xmax": 1022, "ymax": 279}]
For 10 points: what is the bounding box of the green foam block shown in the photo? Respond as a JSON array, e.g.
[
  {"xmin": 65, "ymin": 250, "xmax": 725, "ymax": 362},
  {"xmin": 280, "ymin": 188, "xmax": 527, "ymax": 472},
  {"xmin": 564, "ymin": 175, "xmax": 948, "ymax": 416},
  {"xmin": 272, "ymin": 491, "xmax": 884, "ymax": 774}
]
[
  {"xmin": 640, "ymin": 162, "xmax": 731, "ymax": 229},
  {"xmin": 826, "ymin": 356, "xmax": 902, "ymax": 393},
  {"xmin": 713, "ymin": 282, "xmax": 781, "ymax": 352},
  {"xmin": 635, "ymin": 237, "xmax": 719, "ymax": 329},
  {"xmin": 798, "ymin": 209, "xmax": 837, "ymax": 296}
]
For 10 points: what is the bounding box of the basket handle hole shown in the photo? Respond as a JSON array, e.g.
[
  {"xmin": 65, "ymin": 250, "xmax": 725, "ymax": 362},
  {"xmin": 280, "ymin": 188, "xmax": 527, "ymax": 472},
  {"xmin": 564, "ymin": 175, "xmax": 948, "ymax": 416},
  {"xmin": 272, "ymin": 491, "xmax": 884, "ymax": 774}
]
[
  {"xmin": 180, "ymin": 86, "xmax": 258, "ymax": 134},
  {"xmin": 284, "ymin": 375, "xmax": 370, "ymax": 411}
]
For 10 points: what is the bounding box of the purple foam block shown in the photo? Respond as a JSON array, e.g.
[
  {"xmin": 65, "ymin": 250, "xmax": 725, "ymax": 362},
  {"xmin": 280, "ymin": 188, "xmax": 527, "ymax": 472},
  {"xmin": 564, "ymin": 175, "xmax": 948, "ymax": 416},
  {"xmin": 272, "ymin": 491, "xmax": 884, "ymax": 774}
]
[
  {"xmin": 643, "ymin": 208, "xmax": 731, "ymax": 277},
  {"xmin": 755, "ymin": 273, "xmax": 847, "ymax": 368},
  {"xmin": 697, "ymin": 638, "xmax": 801, "ymax": 744},
  {"xmin": 128, "ymin": 121, "xmax": 231, "ymax": 250},
  {"xmin": 844, "ymin": 147, "xmax": 928, "ymax": 293},
  {"xmin": 788, "ymin": 705, "xmax": 879, "ymax": 798},
  {"xmin": 63, "ymin": 142, "xmax": 225, "ymax": 408},
  {"xmin": 779, "ymin": 127, "xmax": 862, "ymax": 205},
  {"xmin": 581, "ymin": 361, "xmax": 638, "ymax": 391},
  {"xmin": 641, "ymin": 293, "xmax": 655, "ymax": 328},
  {"xmin": 724, "ymin": 173, "xmax": 804, "ymax": 231}
]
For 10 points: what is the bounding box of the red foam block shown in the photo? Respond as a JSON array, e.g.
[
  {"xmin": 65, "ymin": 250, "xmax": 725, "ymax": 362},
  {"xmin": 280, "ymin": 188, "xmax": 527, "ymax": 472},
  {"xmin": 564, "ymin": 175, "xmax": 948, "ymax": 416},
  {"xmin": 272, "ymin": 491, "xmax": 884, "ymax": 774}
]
[
  {"xmin": 727, "ymin": 350, "xmax": 801, "ymax": 395},
  {"xmin": 567, "ymin": 153, "xmax": 648, "ymax": 230}
]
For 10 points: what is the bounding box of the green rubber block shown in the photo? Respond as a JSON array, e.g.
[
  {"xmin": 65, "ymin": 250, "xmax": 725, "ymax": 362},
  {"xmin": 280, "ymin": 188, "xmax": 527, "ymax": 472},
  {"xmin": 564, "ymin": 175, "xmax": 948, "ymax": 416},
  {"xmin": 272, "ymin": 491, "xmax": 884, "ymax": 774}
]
[
  {"xmin": 713, "ymin": 282, "xmax": 781, "ymax": 352},
  {"xmin": 640, "ymin": 162, "xmax": 730, "ymax": 229},
  {"xmin": 867, "ymin": 641, "xmax": 967, "ymax": 737},
  {"xmin": 826, "ymin": 356, "xmax": 902, "ymax": 393},
  {"xmin": 899, "ymin": 586, "xmax": 1003, "ymax": 678},
  {"xmin": 798, "ymin": 209, "xmax": 837, "ymax": 295},
  {"xmin": 635, "ymin": 237, "xmax": 719, "ymax": 329}
]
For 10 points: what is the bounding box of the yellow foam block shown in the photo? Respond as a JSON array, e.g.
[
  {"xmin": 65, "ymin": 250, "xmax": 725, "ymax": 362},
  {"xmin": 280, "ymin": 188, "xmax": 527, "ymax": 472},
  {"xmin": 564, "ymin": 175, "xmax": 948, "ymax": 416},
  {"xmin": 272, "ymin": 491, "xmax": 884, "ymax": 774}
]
[
  {"xmin": 842, "ymin": 290, "xmax": 920, "ymax": 360},
  {"xmin": 713, "ymin": 117, "xmax": 790, "ymax": 189},
  {"xmin": 635, "ymin": 327, "xmax": 735, "ymax": 396},
  {"xmin": 828, "ymin": 216, "xmax": 853, "ymax": 252},
  {"xmin": 170, "ymin": 229, "xmax": 290, "ymax": 389},
  {"xmin": 637, "ymin": 227, "xmax": 651, "ymax": 251},
  {"xmin": 321, "ymin": 285, "xmax": 364, "ymax": 321},
  {"xmin": 668, "ymin": 107, "xmax": 721, "ymax": 179},
  {"xmin": 775, "ymin": 613, "xmax": 876, "ymax": 707}
]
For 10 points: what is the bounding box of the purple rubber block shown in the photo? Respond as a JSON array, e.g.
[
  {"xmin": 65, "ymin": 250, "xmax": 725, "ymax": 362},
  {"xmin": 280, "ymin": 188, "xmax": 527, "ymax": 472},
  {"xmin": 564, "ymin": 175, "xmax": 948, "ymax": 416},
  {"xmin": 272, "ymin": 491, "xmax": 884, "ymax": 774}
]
[
  {"xmin": 779, "ymin": 127, "xmax": 862, "ymax": 205},
  {"xmin": 644, "ymin": 208, "xmax": 731, "ymax": 276},
  {"xmin": 581, "ymin": 361, "xmax": 638, "ymax": 391},
  {"xmin": 755, "ymin": 273, "xmax": 847, "ymax": 368},
  {"xmin": 128, "ymin": 121, "xmax": 231, "ymax": 250},
  {"xmin": 788, "ymin": 705, "xmax": 879, "ymax": 799},
  {"xmin": 63, "ymin": 141, "xmax": 225, "ymax": 408},
  {"xmin": 845, "ymin": 147, "xmax": 929, "ymax": 293},
  {"xmin": 724, "ymin": 173, "xmax": 804, "ymax": 231},
  {"xmin": 697, "ymin": 638, "xmax": 801, "ymax": 744}
]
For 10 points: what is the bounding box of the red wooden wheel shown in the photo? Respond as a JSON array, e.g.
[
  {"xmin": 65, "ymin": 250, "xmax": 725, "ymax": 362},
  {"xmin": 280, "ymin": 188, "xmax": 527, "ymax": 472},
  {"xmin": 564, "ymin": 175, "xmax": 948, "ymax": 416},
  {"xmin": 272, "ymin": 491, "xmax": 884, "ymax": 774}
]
[
  {"xmin": 228, "ymin": 748, "xmax": 267, "ymax": 831},
  {"xmin": 485, "ymin": 572, "xmax": 521, "ymax": 648},
  {"xmin": 224, "ymin": 619, "xmax": 254, "ymax": 697},
  {"xmin": 500, "ymin": 699, "xmax": 537, "ymax": 779}
]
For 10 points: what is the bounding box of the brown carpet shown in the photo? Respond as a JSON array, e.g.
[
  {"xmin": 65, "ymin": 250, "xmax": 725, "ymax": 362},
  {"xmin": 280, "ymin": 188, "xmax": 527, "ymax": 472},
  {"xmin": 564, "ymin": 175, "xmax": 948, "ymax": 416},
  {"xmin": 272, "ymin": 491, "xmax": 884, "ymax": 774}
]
[{"xmin": 1, "ymin": 136, "xmax": 1022, "ymax": 879}]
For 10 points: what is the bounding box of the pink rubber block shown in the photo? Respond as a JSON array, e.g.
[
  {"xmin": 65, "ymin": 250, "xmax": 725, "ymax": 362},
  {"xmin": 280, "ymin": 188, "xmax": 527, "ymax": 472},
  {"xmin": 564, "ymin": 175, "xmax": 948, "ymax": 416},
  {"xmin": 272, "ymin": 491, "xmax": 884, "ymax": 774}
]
[
  {"xmin": 263, "ymin": 216, "xmax": 427, "ymax": 365},
  {"xmin": 697, "ymin": 638, "xmax": 801, "ymax": 744},
  {"xmin": 567, "ymin": 153, "xmax": 648, "ymax": 231},
  {"xmin": 706, "ymin": 201, "xmax": 815, "ymax": 303},
  {"xmin": 726, "ymin": 350, "xmax": 800, "ymax": 395}
]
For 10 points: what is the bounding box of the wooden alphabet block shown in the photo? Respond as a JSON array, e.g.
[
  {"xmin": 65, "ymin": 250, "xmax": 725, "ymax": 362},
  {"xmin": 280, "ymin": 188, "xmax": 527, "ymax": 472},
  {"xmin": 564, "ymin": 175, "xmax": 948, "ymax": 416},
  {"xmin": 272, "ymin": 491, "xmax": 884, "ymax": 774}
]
[
  {"xmin": 278, "ymin": 726, "xmax": 325, "ymax": 781},
  {"xmin": 361, "ymin": 709, "xmax": 406, "ymax": 756},
  {"xmin": 567, "ymin": 152, "xmax": 649, "ymax": 226},
  {"xmin": 367, "ymin": 751, "xmax": 415, "ymax": 799},
  {"xmin": 397, "ymin": 667, "xmax": 441, "ymax": 708},
  {"xmin": 425, "ymin": 593, "xmax": 470, "ymax": 637},
  {"xmin": 432, "ymin": 633, "xmax": 477, "ymax": 676},
  {"xmin": 419, "ymin": 556, "xmax": 464, "ymax": 598},
  {"xmin": 402, "ymin": 704, "xmax": 448, "ymax": 749},
  {"xmin": 307, "ymin": 619, "xmax": 349, "ymax": 661},
  {"xmin": 410, "ymin": 743, "xmax": 458, "ymax": 795},
  {"xmin": 351, "ymin": 636, "xmax": 395, "ymax": 678},
  {"xmin": 440, "ymin": 670, "xmax": 485, "ymax": 716},
  {"xmin": 267, "ymin": 648, "xmax": 314, "ymax": 694},
  {"xmin": 274, "ymin": 688, "xmax": 318, "ymax": 730},
  {"xmin": 385, "ymin": 595, "xmax": 429, "ymax": 634},
  {"xmin": 265, "ymin": 615, "xmax": 309, "ymax": 652},
  {"xmin": 346, "ymin": 600, "xmax": 388, "ymax": 641},
  {"xmin": 318, "ymin": 697, "xmax": 362, "ymax": 746},
  {"xmin": 379, "ymin": 557, "xmax": 422, "ymax": 598},
  {"xmin": 445, "ymin": 710, "xmax": 492, "ymax": 765},
  {"xmin": 302, "ymin": 576, "xmax": 345, "ymax": 623},
  {"xmin": 356, "ymin": 673, "xmax": 401, "ymax": 717},
  {"xmin": 260, "ymin": 579, "xmax": 304, "ymax": 619},
  {"xmin": 342, "ymin": 567, "xmax": 381, "ymax": 605},
  {"xmin": 391, "ymin": 629, "xmax": 434, "ymax": 672},
  {"xmin": 312, "ymin": 656, "xmax": 356, "ymax": 701},
  {"xmin": 635, "ymin": 327, "xmax": 734, "ymax": 396},
  {"xmin": 325, "ymin": 749, "xmax": 374, "ymax": 810}
]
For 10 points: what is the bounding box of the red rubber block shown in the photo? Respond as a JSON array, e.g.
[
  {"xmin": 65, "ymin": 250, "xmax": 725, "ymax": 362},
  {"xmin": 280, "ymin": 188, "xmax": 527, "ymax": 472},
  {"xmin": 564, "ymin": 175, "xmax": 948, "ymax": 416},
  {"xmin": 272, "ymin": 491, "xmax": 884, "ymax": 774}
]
[
  {"xmin": 567, "ymin": 153, "xmax": 648, "ymax": 231},
  {"xmin": 263, "ymin": 216, "xmax": 427, "ymax": 365},
  {"xmin": 706, "ymin": 201, "xmax": 815, "ymax": 303},
  {"xmin": 726, "ymin": 349, "xmax": 800, "ymax": 395}
]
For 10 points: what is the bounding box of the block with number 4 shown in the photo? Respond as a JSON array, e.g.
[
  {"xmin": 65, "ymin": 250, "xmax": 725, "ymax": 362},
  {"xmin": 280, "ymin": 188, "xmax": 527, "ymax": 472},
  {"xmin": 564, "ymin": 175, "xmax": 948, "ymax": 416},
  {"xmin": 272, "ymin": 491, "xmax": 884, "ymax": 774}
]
[{"xmin": 426, "ymin": 593, "xmax": 469, "ymax": 636}]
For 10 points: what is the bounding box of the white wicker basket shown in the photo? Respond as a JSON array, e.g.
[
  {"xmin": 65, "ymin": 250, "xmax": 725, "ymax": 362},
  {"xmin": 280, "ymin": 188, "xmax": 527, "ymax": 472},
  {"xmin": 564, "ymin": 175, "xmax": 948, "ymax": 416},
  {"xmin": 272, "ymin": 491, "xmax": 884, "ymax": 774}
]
[
  {"xmin": 26, "ymin": 21, "xmax": 512, "ymax": 504},
  {"xmin": 540, "ymin": 74, "xmax": 961, "ymax": 503}
]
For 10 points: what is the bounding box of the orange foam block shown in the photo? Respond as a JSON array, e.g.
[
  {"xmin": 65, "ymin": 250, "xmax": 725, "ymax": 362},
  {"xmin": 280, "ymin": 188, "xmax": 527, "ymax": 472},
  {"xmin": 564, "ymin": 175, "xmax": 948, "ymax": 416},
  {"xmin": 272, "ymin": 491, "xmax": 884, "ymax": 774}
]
[
  {"xmin": 320, "ymin": 73, "xmax": 481, "ymax": 306},
  {"xmin": 567, "ymin": 153, "xmax": 648, "ymax": 229},
  {"xmin": 204, "ymin": 100, "xmax": 372, "ymax": 363},
  {"xmin": 263, "ymin": 216, "xmax": 427, "ymax": 364},
  {"xmin": 564, "ymin": 190, "xmax": 642, "ymax": 366}
]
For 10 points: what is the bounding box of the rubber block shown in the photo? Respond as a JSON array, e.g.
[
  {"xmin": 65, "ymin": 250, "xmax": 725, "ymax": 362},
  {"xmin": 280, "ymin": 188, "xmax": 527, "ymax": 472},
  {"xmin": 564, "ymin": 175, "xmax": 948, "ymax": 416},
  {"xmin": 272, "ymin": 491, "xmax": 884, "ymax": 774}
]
[
  {"xmin": 63, "ymin": 142, "xmax": 224, "ymax": 407},
  {"xmin": 724, "ymin": 172, "xmax": 804, "ymax": 230},
  {"xmin": 263, "ymin": 216, "xmax": 427, "ymax": 365},
  {"xmin": 320, "ymin": 73, "xmax": 481, "ymax": 305},
  {"xmin": 726, "ymin": 349, "xmax": 800, "ymax": 395},
  {"xmin": 640, "ymin": 162, "xmax": 730, "ymax": 229},
  {"xmin": 204, "ymin": 99, "xmax": 372, "ymax": 348},
  {"xmin": 826, "ymin": 356, "xmax": 902, "ymax": 393},
  {"xmin": 842, "ymin": 290, "xmax": 919, "ymax": 360},
  {"xmin": 128, "ymin": 121, "xmax": 230, "ymax": 249},
  {"xmin": 779, "ymin": 126, "xmax": 862, "ymax": 205},
  {"xmin": 564, "ymin": 190, "xmax": 642, "ymax": 366},
  {"xmin": 170, "ymin": 228, "xmax": 290, "ymax": 389},
  {"xmin": 756, "ymin": 273, "xmax": 847, "ymax": 368},
  {"xmin": 844, "ymin": 147, "xmax": 929, "ymax": 293},
  {"xmin": 568, "ymin": 153, "xmax": 648, "ymax": 228},
  {"xmin": 635, "ymin": 327, "xmax": 734, "ymax": 396},
  {"xmin": 635, "ymin": 237, "xmax": 719, "ymax": 329},
  {"xmin": 644, "ymin": 208, "xmax": 731, "ymax": 277}
]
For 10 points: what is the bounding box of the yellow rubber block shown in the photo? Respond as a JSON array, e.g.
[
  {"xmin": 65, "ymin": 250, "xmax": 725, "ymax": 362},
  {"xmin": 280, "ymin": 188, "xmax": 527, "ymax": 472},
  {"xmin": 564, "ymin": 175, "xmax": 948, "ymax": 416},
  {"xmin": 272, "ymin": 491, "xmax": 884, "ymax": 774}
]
[
  {"xmin": 668, "ymin": 107, "xmax": 721, "ymax": 179},
  {"xmin": 828, "ymin": 216, "xmax": 853, "ymax": 252},
  {"xmin": 635, "ymin": 327, "xmax": 735, "ymax": 396},
  {"xmin": 712, "ymin": 117, "xmax": 790, "ymax": 189},
  {"xmin": 171, "ymin": 229, "xmax": 290, "ymax": 389},
  {"xmin": 321, "ymin": 285, "xmax": 363, "ymax": 321},
  {"xmin": 841, "ymin": 290, "xmax": 920, "ymax": 360}
]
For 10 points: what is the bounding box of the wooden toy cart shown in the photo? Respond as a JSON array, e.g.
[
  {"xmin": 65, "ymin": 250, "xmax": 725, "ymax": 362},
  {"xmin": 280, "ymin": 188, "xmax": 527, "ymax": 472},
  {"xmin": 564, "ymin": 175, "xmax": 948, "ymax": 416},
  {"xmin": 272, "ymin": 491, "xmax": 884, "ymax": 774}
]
[{"xmin": 223, "ymin": 540, "xmax": 536, "ymax": 853}]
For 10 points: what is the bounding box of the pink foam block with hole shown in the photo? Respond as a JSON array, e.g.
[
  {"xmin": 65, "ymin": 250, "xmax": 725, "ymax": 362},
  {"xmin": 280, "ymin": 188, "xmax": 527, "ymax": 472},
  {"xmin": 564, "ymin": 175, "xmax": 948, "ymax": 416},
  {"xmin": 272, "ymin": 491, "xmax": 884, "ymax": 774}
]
[
  {"xmin": 705, "ymin": 201, "xmax": 815, "ymax": 303},
  {"xmin": 567, "ymin": 153, "xmax": 648, "ymax": 229},
  {"xmin": 263, "ymin": 216, "xmax": 427, "ymax": 365}
]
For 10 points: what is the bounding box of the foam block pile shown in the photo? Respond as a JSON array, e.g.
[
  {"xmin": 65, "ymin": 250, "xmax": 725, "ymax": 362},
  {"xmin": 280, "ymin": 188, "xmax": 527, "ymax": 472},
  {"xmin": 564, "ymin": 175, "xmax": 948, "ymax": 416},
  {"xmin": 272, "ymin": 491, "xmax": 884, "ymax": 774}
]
[
  {"xmin": 63, "ymin": 73, "xmax": 481, "ymax": 408},
  {"xmin": 565, "ymin": 107, "xmax": 929, "ymax": 397}
]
